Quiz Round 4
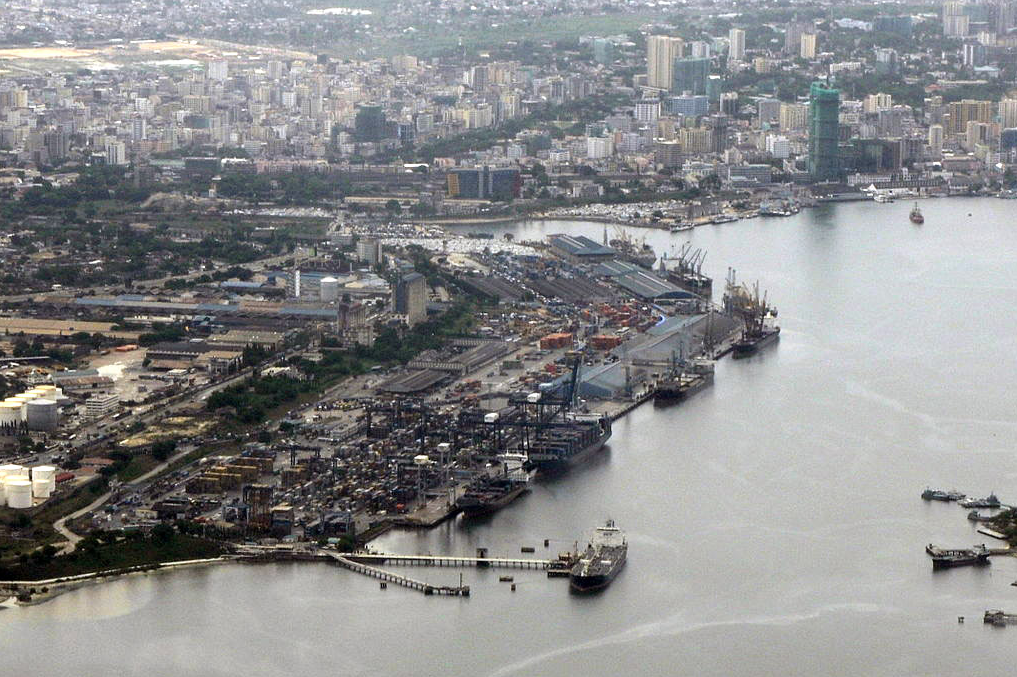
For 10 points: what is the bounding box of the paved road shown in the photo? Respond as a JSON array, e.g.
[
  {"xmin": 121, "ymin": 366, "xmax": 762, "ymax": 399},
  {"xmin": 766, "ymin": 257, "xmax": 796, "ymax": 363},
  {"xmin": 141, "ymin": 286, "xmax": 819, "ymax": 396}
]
[{"xmin": 53, "ymin": 446, "xmax": 197, "ymax": 555}]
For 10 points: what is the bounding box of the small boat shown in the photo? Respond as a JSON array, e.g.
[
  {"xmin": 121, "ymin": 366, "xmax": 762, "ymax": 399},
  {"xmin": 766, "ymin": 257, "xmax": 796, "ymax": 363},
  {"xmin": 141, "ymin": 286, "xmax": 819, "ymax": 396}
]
[{"xmin": 909, "ymin": 203, "xmax": 924, "ymax": 224}]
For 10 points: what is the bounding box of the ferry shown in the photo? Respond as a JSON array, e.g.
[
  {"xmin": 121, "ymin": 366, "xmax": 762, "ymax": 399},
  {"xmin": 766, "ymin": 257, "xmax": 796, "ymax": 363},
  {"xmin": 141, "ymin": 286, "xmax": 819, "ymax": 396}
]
[{"xmin": 909, "ymin": 203, "xmax": 924, "ymax": 224}]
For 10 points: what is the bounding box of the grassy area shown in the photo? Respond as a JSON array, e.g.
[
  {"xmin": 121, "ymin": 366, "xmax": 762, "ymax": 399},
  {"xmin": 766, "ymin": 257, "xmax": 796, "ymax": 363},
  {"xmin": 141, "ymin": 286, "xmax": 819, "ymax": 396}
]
[
  {"xmin": 0, "ymin": 531, "xmax": 226, "ymax": 581},
  {"xmin": 116, "ymin": 454, "xmax": 161, "ymax": 483}
]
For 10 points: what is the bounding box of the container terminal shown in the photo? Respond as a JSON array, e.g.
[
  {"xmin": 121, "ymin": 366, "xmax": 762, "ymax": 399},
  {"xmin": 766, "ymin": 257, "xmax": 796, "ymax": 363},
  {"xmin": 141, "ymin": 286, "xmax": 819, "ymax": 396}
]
[{"xmin": 0, "ymin": 228, "xmax": 773, "ymax": 598}]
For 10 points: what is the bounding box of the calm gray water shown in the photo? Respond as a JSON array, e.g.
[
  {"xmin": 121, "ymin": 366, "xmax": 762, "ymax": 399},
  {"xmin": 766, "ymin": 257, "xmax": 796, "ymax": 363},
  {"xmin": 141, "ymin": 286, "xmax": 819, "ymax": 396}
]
[{"xmin": 5, "ymin": 198, "xmax": 1017, "ymax": 676}]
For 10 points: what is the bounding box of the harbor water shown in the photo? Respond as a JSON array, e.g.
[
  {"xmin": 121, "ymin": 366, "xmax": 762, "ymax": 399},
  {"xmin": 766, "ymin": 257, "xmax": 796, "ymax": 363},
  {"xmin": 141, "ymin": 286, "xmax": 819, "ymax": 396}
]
[{"xmin": 5, "ymin": 198, "xmax": 1017, "ymax": 675}]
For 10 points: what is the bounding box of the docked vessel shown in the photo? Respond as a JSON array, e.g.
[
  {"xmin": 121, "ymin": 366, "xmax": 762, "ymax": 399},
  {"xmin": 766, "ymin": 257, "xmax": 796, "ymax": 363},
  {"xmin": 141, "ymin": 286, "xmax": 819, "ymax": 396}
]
[
  {"xmin": 457, "ymin": 453, "xmax": 530, "ymax": 517},
  {"xmin": 609, "ymin": 229, "xmax": 657, "ymax": 269},
  {"xmin": 926, "ymin": 544, "xmax": 991, "ymax": 570},
  {"xmin": 660, "ymin": 243, "xmax": 712, "ymax": 297},
  {"xmin": 959, "ymin": 493, "xmax": 1000, "ymax": 509},
  {"xmin": 921, "ymin": 488, "xmax": 965, "ymax": 502},
  {"xmin": 525, "ymin": 413, "xmax": 612, "ymax": 472},
  {"xmin": 909, "ymin": 203, "xmax": 924, "ymax": 224},
  {"xmin": 724, "ymin": 271, "xmax": 779, "ymax": 359},
  {"xmin": 731, "ymin": 317, "xmax": 780, "ymax": 358},
  {"xmin": 569, "ymin": 520, "xmax": 627, "ymax": 592},
  {"xmin": 653, "ymin": 359, "xmax": 715, "ymax": 403},
  {"xmin": 967, "ymin": 510, "xmax": 997, "ymax": 523},
  {"xmin": 457, "ymin": 477, "xmax": 528, "ymax": 517}
]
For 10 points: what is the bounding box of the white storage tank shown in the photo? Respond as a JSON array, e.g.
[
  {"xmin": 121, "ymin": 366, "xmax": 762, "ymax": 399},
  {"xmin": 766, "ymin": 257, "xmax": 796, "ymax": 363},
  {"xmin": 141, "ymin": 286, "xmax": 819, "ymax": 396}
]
[
  {"xmin": 26, "ymin": 398, "xmax": 59, "ymax": 432},
  {"xmin": 0, "ymin": 464, "xmax": 27, "ymax": 480},
  {"xmin": 34, "ymin": 385, "xmax": 58, "ymax": 396},
  {"xmin": 5, "ymin": 479, "xmax": 32, "ymax": 509},
  {"xmin": 0, "ymin": 401, "xmax": 21, "ymax": 427},
  {"xmin": 320, "ymin": 276, "xmax": 340, "ymax": 302},
  {"xmin": 32, "ymin": 465, "xmax": 57, "ymax": 493},
  {"xmin": 32, "ymin": 477, "xmax": 52, "ymax": 499},
  {"xmin": 484, "ymin": 412, "xmax": 500, "ymax": 423}
]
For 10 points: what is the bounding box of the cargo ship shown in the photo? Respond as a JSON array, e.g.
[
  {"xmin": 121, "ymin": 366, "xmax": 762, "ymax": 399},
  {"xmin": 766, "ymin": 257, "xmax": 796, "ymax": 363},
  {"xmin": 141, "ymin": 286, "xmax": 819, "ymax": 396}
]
[
  {"xmin": 525, "ymin": 413, "xmax": 612, "ymax": 472},
  {"xmin": 457, "ymin": 453, "xmax": 530, "ymax": 518},
  {"xmin": 724, "ymin": 271, "xmax": 779, "ymax": 359},
  {"xmin": 909, "ymin": 203, "xmax": 924, "ymax": 224},
  {"xmin": 660, "ymin": 244, "xmax": 712, "ymax": 297},
  {"xmin": 926, "ymin": 544, "xmax": 991, "ymax": 570},
  {"xmin": 457, "ymin": 477, "xmax": 528, "ymax": 517},
  {"xmin": 731, "ymin": 317, "xmax": 780, "ymax": 358},
  {"xmin": 653, "ymin": 359, "xmax": 715, "ymax": 403},
  {"xmin": 569, "ymin": 520, "xmax": 627, "ymax": 592}
]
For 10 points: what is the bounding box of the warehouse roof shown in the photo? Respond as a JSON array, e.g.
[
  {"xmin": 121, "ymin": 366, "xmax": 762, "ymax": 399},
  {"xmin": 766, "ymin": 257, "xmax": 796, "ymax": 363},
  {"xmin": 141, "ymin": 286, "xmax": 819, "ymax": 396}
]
[
  {"xmin": 548, "ymin": 234, "xmax": 615, "ymax": 258},
  {"xmin": 594, "ymin": 260, "xmax": 694, "ymax": 301}
]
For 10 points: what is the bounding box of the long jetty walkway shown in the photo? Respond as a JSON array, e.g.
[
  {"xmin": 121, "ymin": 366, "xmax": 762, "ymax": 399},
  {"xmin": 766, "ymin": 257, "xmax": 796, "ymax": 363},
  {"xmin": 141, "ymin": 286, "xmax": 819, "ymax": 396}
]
[
  {"xmin": 348, "ymin": 552, "xmax": 557, "ymax": 570},
  {"xmin": 326, "ymin": 552, "xmax": 471, "ymax": 596}
]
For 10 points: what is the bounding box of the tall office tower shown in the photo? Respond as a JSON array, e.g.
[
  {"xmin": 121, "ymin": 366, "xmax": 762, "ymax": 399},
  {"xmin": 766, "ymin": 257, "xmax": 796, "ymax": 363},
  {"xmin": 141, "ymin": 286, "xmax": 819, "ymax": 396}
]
[
  {"xmin": 928, "ymin": 124, "xmax": 944, "ymax": 156},
  {"xmin": 943, "ymin": 2, "xmax": 970, "ymax": 36},
  {"xmin": 105, "ymin": 141, "xmax": 128, "ymax": 166},
  {"xmin": 647, "ymin": 36, "xmax": 684, "ymax": 90},
  {"xmin": 690, "ymin": 41, "xmax": 711, "ymax": 58},
  {"xmin": 131, "ymin": 116, "xmax": 147, "ymax": 141},
  {"xmin": 784, "ymin": 22, "xmax": 807, "ymax": 54},
  {"xmin": 807, "ymin": 82, "xmax": 840, "ymax": 181},
  {"xmin": 672, "ymin": 57, "xmax": 711, "ymax": 96},
  {"xmin": 728, "ymin": 28, "xmax": 745, "ymax": 61},
  {"xmin": 395, "ymin": 273, "xmax": 427, "ymax": 327},
  {"xmin": 1000, "ymin": 99, "xmax": 1017, "ymax": 128},
  {"xmin": 592, "ymin": 38, "xmax": 615, "ymax": 65},
  {"xmin": 780, "ymin": 102, "xmax": 809, "ymax": 131},
  {"xmin": 354, "ymin": 103, "xmax": 386, "ymax": 142},
  {"xmin": 800, "ymin": 33, "xmax": 817, "ymax": 59},
  {"xmin": 207, "ymin": 60, "xmax": 228, "ymax": 82}
]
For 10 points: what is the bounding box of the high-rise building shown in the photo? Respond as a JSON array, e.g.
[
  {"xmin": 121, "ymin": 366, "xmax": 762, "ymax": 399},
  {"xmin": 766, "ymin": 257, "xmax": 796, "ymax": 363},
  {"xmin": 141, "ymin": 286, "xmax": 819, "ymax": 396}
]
[
  {"xmin": 728, "ymin": 28, "xmax": 746, "ymax": 61},
  {"xmin": 780, "ymin": 103, "xmax": 809, "ymax": 131},
  {"xmin": 354, "ymin": 103, "xmax": 386, "ymax": 142},
  {"xmin": 356, "ymin": 238, "xmax": 383, "ymax": 267},
  {"xmin": 131, "ymin": 116, "xmax": 147, "ymax": 141},
  {"xmin": 766, "ymin": 135, "xmax": 791, "ymax": 159},
  {"xmin": 1000, "ymin": 99, "xmax": 1017, "ymax": 128},
  {"xmin": 207, "ymin": 60, "xmax": 228, "ymax": 82},
  {"xmin": 943, "ymin": 2, "xmax": 970, "ymax": 36},
  {"xmin": 784, "ymin": 22, "xmax": 807, "ymax": 54},
  {"xmin": 647, "ymin": 36, "xmax": 684, "ymax": 90},
  {"xmin": 946, "ymin": 99, "xmax": 994, "ymax": 135},
  {"xmin": 800, "ymin": 33, "xmax": 817, "ymax": 59},
  {"xmin": 928, "ymin": 124, "xmax": 945, "ymax": 156},
  {"xmin": 863, "ymin": 93, "xmax": 892, "ymax": 114},
  {"xmin": 757, "ymin": 98, "xmax": 781, "ymax": 126},
  {"xmin": 874, "ymin": 15, "xmax": 913, "ymax": 37},
  {"xmin": 963, "ymin": 42, "xmax": 987, "ymax": 67},
  {"xmin": 690, "ymin": 41, "xmax": 711, "ymax": 58},
  {"xmin": 395, "ymin": 272, "xmax": 427, "ymax": 327},
  {"xmin": 672, "ymin": 57, "xmax": 711, "ymax": 96},
  {"xmin": 808, "ymin": 82, "xmax": 840, "ymax": 181},
  {"xmin": 105, "ymin": 141, "xmax": 128, "ymax": 166},
  {"xmin": 664, "ymin": 94, "xmax": 709, "ymax": 118},
  {"xmin": 446, "ymin": 166, "xmax": 521, "ymax": 200},
  {"xmin": 634, "ymin": 98, "xmax": 660, "ymax": 123},
  {"xmin": 592, "ymin": 38, "xmax": 615, "ymax": 65}
]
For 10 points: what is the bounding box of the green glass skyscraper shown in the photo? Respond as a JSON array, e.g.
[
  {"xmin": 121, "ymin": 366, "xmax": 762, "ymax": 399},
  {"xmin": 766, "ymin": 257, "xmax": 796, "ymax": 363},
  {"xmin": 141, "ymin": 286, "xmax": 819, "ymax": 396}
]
[
  {"xmin": 672, "ymin": 57, "xmax": 710, "ymax": 95},
  {"xmin": 808, "ymin": 82, "xmax": 840, "ymax": 181}
]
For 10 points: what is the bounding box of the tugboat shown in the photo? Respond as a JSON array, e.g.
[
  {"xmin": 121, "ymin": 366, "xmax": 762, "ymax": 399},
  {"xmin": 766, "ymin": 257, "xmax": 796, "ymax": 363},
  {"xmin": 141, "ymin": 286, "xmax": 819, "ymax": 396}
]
[
  {"xmin": 569, "ymin": 520, "xmax": 627, "ymax": 592},
  {"xmin": 909, "ymin": 202, "xmax": 924, "ymax": 224}
]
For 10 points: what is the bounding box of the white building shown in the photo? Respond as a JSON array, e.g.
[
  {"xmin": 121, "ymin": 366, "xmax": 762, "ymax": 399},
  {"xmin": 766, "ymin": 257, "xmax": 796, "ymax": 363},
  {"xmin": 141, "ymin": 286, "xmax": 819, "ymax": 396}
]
[
  {"xmin": 765, "ymin": 135, "xmax": 790, "ymax": 159},
  {"xmin": 85, "ymin": 393, "xmax": 119, "ymax": 419},
  {"xmin": 728, "ymin": 28, "xmax": 745, "ymax": 61}
]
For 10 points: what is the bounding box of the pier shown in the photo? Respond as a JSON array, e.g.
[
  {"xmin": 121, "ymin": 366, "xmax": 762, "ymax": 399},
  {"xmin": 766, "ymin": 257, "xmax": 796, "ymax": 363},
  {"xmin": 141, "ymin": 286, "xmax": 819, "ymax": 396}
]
[
  {"xmin": 326, "ymin": 552, "xmax": 471, "ymax": 596},
  {"xmin": 347, "ymin": 551, "xmax": 560, "ymax": 570}
]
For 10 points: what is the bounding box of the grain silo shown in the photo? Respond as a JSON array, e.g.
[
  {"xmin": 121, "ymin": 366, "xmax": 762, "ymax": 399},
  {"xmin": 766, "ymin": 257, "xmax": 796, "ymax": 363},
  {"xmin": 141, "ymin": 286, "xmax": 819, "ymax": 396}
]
[{"xmin": 26, "ymin": 398, "xmax": 59, "ymax": 432}]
